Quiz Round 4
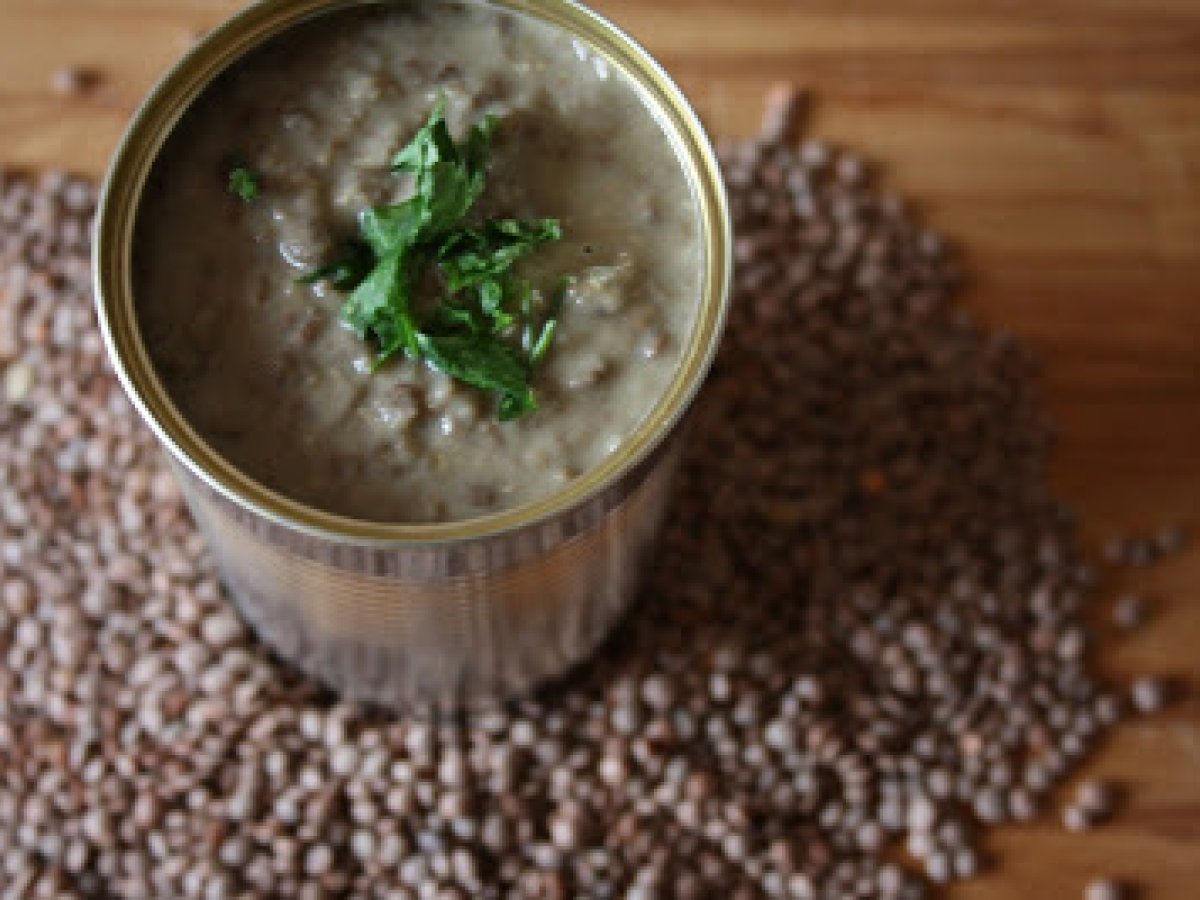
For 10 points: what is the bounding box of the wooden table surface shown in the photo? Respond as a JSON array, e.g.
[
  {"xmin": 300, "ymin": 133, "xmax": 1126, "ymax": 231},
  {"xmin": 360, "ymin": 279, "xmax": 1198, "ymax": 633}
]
[{"xmin": 2, "ymin": 0, "xmax": 1198, "ymax": 896}]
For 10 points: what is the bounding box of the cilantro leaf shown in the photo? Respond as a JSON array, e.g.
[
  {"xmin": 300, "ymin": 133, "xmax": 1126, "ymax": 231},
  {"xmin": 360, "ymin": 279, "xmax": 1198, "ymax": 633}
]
[
  {"xmin": 359, "ymin": 200, "xmax": 425, "ymax": 257},
  {"xmin": 438, "ymin": 218, "xmax": 563, "ymax": 293},
  {"xmin": 476, "ymin": 278, "xmax": 515, "ymax": 333},
  {"xmin": 529, "ymin": 277, "xmax": 569, "ymax": 365},
  {"xmin": 341, "ymin": 249, "xmax": 420, "ymax": 364},
  {"xmin": 416, "ymin": 332, "xmax": 536, "ymax": 419},
  {"xmin": 298, "ymin": 100, "xmax": 565, "ymax": 421},
  {"xmin": 423, "ymin": 159, "xmax": 485, "ymax": 238},
  {"xmin": 391, "ymin": 102, "xmax": 494, "ymax": 241},
  {"xmin": 498, "ymin": 390, "xmax": 537, "ymax": 422},
  {"xmin": 530, "ymin": 319, "xmax": 558, "ymax": 365},
  {"xmin": 298, "ymin": 240, "xmax": 374, "ymax": 290},
  {"xmin": 519, "ymin": 280, "xmax": 536, "ymax": 354},
  {"xmin": 228, "ymin": 165, "xmax": 260, "ymax": 202},
  {"xmin": 429, "ymin": 302, "xmax": 488, "ymax": 335},
  {"xmin": 391, "ymin": 99, "xmax": 453, "ymax": 174}
]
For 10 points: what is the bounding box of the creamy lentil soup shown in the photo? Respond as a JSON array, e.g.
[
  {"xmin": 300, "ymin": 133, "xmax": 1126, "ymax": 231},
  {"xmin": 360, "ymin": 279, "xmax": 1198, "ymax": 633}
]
[{"xmin": 135, "ymin": 0, "xmax": 701, "ymax": 523}]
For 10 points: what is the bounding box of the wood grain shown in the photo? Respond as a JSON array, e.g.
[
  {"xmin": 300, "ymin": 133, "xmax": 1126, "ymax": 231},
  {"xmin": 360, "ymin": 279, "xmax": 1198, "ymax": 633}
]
[{"xmin": 1, "ymin": 0, "xmax": 1198, "ymax": 895}]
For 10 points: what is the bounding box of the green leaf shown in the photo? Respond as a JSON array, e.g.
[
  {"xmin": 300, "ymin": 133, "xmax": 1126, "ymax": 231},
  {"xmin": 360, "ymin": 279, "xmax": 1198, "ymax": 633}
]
[
  {"xmin": 429, "ymin": 302, "xmax": 487, "ymax": 335},
  {"xmin": 341, "ymin": 249, "xmax": 420, "ymax": 363},
  {"xmin": 390, "ymin": 102, "xmax": 494, "ymax": 243},
  {"xmin": 525, "ymin": 276, "xmax": 569, "ymax": 365},
  {"xmin": 519, "ymin": 280, "xmax": 536, "ymax": 354},
  {"xmin": 416, "ymin": 332, "xmax": 528, "ymax": 395},
  {"xmin": 298, "ymin": 240, "xmax": 374, "ymax": 290},
  {"xmin": 391, "ymin": 99, "xmax": 452, "ymax": 174},
  {"xmin": 529, "ymin": 319, "xmax": 557, "ymax": 365},
  {"xmin": 463, "ymin": 115, "xmax": 496, "ymax": 182},
  {"xmin": 422, "ymin": 161, "xmax": 483, "ymax": 238},
  {"xmin": 359, "ymin": 200, "xmax": 424, "ymax": 258},
  {"xmin": 498, "ymin": 390, "xmax": 537, "ymax": 421},
  {"xmin": 417, "ymin": 332, "xmax": 536, "ymax": 419},
  {"xmin": 302, "ymin": 100, "xmax": 564, "ymax": 422},
  {"xmin": 227, "ymin": 165, "xmax": 260, "ymax": 202},
  {"xmin": 438, "ymin": 218, "xmax": 562, "ymax": 293},
  {"xmin": 471, "ymin": 278, "xmax": 516, "ymax": 334},
  {"xmin": 479, "ymin": 280, "xmax": 504, "ymax": 317}
]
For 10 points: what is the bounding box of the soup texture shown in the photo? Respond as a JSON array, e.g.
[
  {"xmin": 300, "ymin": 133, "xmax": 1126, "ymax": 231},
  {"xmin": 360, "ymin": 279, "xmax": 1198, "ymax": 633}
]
[{"xmin": 136, "ymin": 0, "xmax": 701, "ymax": 523}]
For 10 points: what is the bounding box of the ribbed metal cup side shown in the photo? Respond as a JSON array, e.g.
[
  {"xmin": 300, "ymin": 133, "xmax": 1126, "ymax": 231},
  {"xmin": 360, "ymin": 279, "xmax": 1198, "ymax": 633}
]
[{"xmin": 172, "ymin": 436, "xmax": 679, "ymax": 707}]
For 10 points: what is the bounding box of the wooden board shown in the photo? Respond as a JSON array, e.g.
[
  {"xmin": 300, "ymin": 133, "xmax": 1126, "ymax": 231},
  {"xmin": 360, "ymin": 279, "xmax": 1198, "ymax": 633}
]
[{"xmin": 1, "ymin": 0, "xmax": 1198, "ymax": 895}]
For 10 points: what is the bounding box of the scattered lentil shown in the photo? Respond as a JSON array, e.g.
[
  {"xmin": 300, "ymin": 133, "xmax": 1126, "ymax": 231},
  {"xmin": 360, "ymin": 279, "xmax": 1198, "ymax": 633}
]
[
  {"xmin": 50, "ymin": 65, "xmax": 100, "ymax": 97},
  {"xmin": 1104, "ymin": 525, "xmax": 1188, "ymax": 568},
  {"xmin": 1085, "ymin": 877, "xmax": 1129, "ymax": 900},
  {"xmin": 0, "ymin": 87, "xmax": 1181, "ymax": 897},
  {"xmin": 1130, "ymin": 676, "xmax": 1169, "ymax": 714},
  {"xmin": 1063, "ymin": 803, "xmax": 1094, "ymax": 833},
  {"xmin": 1075, "ymin": 780, "xmax": 1115, "ymax": 821},
  {"xmin": 1112, "ymin": 594, "xmax": 1148, "ymax": 630},
  {"xmin": 1154, "ymin": 524, "xmax": 1186, "ymax": 556}
]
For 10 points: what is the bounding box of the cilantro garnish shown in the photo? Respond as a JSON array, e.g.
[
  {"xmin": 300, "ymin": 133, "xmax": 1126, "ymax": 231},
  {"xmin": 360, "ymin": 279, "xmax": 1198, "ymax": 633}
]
[
  {"xmin": 417, "ymin": 332, "xmax": 536, "ymax": 422},
  {"xmin": 227, "ymin": 164, "xmax": 260, "ymax": 202},
  {"xmin": 300, "ymin": 101, "xmax": 564, "ymax": 420},
  {"xmin": 437, "ymin": 218, "xmax": 563, "ymax": 293},
  {"xmin": 528, "ymin": 277, "xmax": 569, "ymax": 365},
  {"xmin": 297, "ymin": 240, "xmax": 374, "ymax": 291}
]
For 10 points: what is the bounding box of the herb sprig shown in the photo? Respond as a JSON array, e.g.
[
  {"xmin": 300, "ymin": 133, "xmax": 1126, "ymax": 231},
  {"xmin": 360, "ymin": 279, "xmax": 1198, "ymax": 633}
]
[
  {"xmin": 227, "ymin": 165, "xmax": 260, "ymax": 202},
  {"xmin": 302, "ymin": 101, "xmax": 564, "ymax": 420}
]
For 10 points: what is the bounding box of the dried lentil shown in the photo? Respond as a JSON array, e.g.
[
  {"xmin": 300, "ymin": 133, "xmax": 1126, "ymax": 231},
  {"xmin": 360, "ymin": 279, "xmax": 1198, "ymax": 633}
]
[
  {"xmin": 1085, "ymin": 878, "xmax": 1129, "ymax": 900},
  {"xmin": 1130, "ymin": 676, "xmax": 1169, "ymax": 714},
  {"xmin": 0, "ymin": 87, "xmax": 1180, "ymax": 897}
]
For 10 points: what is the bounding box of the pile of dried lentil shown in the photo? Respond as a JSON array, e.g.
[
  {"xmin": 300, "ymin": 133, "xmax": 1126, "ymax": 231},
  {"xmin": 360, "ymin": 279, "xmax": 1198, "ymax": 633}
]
[{"xmin": 0, "ymin": 91, "xmax": 1179, "ymax": 899}]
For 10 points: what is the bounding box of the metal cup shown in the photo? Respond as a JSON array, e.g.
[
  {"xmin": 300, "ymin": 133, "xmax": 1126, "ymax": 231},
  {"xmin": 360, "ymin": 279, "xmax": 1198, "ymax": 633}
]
[{"xmin": 93, "ymin": 0, "xmax": 731, "ymax": 708}]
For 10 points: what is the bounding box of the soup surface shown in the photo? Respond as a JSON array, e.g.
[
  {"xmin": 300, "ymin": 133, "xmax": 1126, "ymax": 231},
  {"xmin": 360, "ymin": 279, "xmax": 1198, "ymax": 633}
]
[{"xmin": 136, "ymin": 0, "xmax": 701, "ymax": 523}]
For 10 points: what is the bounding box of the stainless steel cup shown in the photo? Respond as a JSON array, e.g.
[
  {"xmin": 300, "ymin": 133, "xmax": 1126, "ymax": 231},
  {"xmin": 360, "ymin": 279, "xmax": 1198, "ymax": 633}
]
[{"xmin": 93, "ymin": 0, "xmax": 731, "ymax": 708}]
